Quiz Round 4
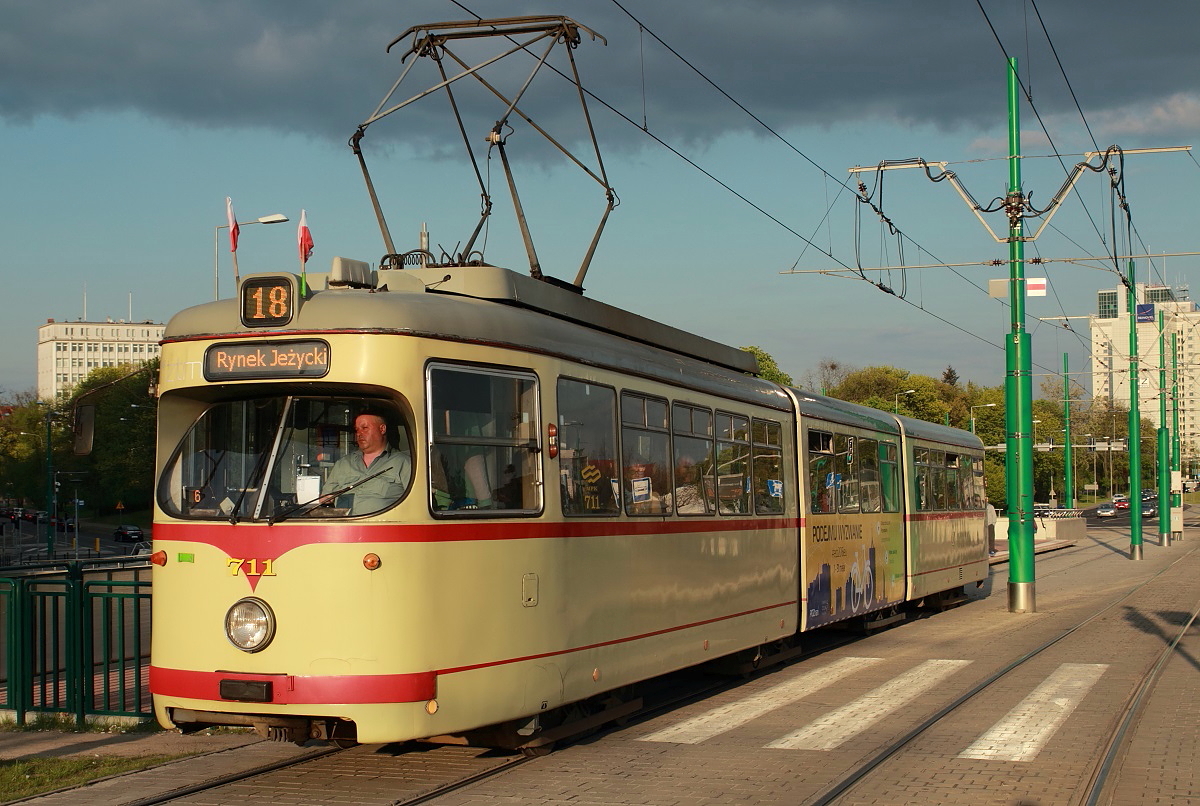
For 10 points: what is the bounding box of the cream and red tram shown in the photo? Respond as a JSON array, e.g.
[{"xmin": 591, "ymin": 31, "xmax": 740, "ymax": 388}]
[
  {"xmin": 147, "ymin": 261, "xmax": 986, "ymax": 748},
  {"xmin": 152, "ymin": 263, "xmax": 798, "ymax": 746}
]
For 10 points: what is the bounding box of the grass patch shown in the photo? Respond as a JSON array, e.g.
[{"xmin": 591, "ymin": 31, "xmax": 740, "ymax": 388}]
[
  {"xmin": 0, "ymin": 754, "xmax": 182, "ymax": 800},
  {"xmin": 0, "ymin": 713, "xmax": 158, "ymax": 734}
]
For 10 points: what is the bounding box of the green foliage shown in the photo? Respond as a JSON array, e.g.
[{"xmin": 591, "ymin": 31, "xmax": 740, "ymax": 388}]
[
  {"xmin": 741, "ymin": 345, "xmax": 794, "ymax": 386},
  {"xmin": 69, "ymin": 362, "xmax": 159, "ymax": 514},
  {"xmin": 0, "ymin": 362, "xmax": 158, "ymax": 516}
]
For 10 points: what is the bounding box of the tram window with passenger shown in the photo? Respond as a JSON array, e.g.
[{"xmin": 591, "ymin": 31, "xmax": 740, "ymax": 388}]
[
  {"xmin": 427, "ymin": 364, "xmax": 541, "ymax": 514},
  {"xmin": 558, "ymin": 378, "xmax": 620, "ymax": 516},
  {"xmin": 157, "ymin": 396, "xmax": 412, "ymax": 521},
  {"xmin": 620, "ymin": 392, "xmax": 671, "ymax": 515}
]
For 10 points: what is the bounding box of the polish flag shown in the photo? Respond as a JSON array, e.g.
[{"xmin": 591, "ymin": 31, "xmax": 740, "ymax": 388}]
[
  {"xmin": 298, "ymin": 209, "xmax": 314, "ymax": 265},
  {"xmin": 225, "ymin": 197, "xmax": 240, "ymax": 252}
]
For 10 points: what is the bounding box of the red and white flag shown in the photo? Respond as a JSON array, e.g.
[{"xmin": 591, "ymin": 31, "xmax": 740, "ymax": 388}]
[
  {"xmin": 1026, "ymin": 277, "xmax": 1047, "ymax": 297},
  {"xmin": 225, "ymin": 197, "xmax": 240, "ymax": 252},
  {"xmin": 298, "ymin": 209, "xmax": 314, "ymax": 265}
]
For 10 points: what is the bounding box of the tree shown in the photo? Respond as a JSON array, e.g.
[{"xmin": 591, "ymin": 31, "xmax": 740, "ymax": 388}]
[
  {"xmin": 942, "ymin": 366, "xmax": 959, "ymax": 386},
  {"xmin": 67, "ymin": 362, "xmax": 158, "ymax": 514},
  {"xmin": 800, "ymin": 358, "xmax": 852, "ymax": 395},
  {"xmin": 741, "ymin": 346, "xmax": 794, "ymax": 387}
]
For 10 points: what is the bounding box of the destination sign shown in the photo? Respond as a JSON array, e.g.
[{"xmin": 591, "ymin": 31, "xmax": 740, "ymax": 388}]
[{"xmin": 204, "ymin": 340, "xmax": 330, "ymax": 381}]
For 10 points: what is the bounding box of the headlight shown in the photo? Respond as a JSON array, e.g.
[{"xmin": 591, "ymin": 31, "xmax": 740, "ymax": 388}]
[{"xmin": 225, "ymin": 598, "xmax": 276, "ymax": 652}]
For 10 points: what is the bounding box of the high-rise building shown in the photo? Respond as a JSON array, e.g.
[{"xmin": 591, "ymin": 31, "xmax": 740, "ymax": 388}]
[
  {"xmin": 1090, "ymin": 283, "xmax": 1198, "ymax": 463},
  {"xmin": 37, "ymin": 318, "xmax": 164, "ymax": 401}
]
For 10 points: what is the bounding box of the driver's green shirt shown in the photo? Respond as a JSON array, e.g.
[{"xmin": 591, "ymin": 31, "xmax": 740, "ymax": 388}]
[{"xmin": 323, "ymin": 447, "xmax": 412, "ymax": 515}]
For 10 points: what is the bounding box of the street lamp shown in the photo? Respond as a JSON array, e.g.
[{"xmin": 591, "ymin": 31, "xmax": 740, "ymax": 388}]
[
  {"xmin": 894, "ymin": 389, "xmax": 915, "ymax": 414},
  {"xmin": 969, "ymin": 403, "xmax": 996, "ymax": 434},
  {"xmin": 213, "ymin": 213, "xmax": 289, "ymax": 300}
]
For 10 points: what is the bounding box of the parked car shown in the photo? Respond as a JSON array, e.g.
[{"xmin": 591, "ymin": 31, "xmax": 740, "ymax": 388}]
[
  {"xmin": 112, "ymin": 524, "xmax": 144, "ymax": 542},
  {"xmin": 1096, "ymin": 503, "xmax": 1117, "ymax": 517}
]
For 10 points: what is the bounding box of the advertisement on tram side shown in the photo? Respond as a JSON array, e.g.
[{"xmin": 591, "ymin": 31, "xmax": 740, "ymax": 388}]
[{"xmin": 803, "ymin": 512, "xmax": 905, "ymax": 628}]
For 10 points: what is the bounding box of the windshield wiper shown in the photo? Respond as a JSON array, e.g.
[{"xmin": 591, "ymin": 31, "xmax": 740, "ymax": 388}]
[
  {"xmin": 227, "ymin": 447, "xmax": 275, "ymax": 525},
  {"xmin": 268, "ymin": 465, "xmax": 395, "ymax": 525}
]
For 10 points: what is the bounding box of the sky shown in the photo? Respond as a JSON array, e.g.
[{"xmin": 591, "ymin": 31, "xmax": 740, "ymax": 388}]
[{"xmin": 1, "ymin": 0, "xmax": 1197, "ymax": 398}]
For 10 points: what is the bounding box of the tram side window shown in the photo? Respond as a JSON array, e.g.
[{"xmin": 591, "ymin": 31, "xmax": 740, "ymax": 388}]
[
  {"xmin": 972, "ymin": 457, "xmax": 985, "ymax": 509},
  {"xmin": 716, "ymin": 412, "xmax": 750, "ymax": 514},
  {"xmin": 752, "ymin": 418, "xmax": 785, "ymax": 514},
  {"xmin": 835, "ymin": 434, "xmax": 859, "ymax": 513},
  {"xmin": 958, "ymin": 455, "xmax": 975, "ymax": 510},
  {"xmin": 621, "ymin": 392, "xmax": 671, "ymax": 515},
  {"xmin": 670, "ymin": 403, "xmax": 715, "ymax": 515},
  {"xmin": 428, "ymin": 365, "xmax": 541, "ymax": 515},
  {"xmin": 558, "ymin": 379, "xmax": 620, "ymax": 516},
  {"xmin": 945, "ymin": 453, "xmax": 961, "ymax": 510},
  {"xmin": 808, "ymin": 429, "xmax": 835, "ymax": 514},
  {"xmin": 857, "ymin": 437, "xmax": 880, "ymax": 513},
  {"xmin": 930, "ymin": 450, "xmax": 947, "ymax": 510},
  {"xmin": 879, "ymin": 441, "xmax": 899, "ymax": 513},
  {"xmin": 914, "ymin": 447, "xmax": 930, "ymax": 511}
]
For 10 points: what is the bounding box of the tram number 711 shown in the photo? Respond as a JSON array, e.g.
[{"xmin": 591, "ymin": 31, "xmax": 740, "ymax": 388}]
[{"xmin": 227, "ymin": 558, "xmax": 278, "ymax": 577}]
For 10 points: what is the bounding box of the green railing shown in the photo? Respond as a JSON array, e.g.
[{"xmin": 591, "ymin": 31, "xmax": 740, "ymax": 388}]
[{"xmin": 0, "ymin": 562, "xmax": 151, "ymax": 726}]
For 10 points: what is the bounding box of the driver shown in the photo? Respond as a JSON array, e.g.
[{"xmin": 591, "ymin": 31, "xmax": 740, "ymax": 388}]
[{"xmin": 322, "ymin": 412, "xmax": 412, "ymax": 515}]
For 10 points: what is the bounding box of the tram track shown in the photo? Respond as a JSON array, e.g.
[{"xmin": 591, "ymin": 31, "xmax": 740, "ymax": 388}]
[
  {"xmin": 107, "ymin": 627, "xmax": 875, "ymax": 805},
  {"xmin": 121, "ymin": 743, "xmax": 345, "ymax": 806},
  {"xmin": 808, "ymin": 543, "xmax": 1200, "ymax": 806}
]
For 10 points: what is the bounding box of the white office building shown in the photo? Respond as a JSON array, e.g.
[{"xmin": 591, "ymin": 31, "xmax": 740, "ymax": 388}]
[
  {"xmin": 37, "ymin": 318, "xmax": 164, "ymax": 401},
  {"xmin": 1090, "ymin": 283, "xmax": 1199, "ymax": 462}
]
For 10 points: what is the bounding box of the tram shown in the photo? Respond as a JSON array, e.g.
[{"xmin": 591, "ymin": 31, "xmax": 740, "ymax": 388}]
[
  {"xmin": 144, "ymin": 260, "xmax": 986, "ymax": 749},
  {"xmin": 143, "ymin": 15, "xmax": 985, "ymax": 750}
]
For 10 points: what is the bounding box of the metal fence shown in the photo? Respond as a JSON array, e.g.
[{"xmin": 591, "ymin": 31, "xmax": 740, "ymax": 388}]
[{"xmin": 0, "ymin": 560, "xmax": 152, "ymax": 726}]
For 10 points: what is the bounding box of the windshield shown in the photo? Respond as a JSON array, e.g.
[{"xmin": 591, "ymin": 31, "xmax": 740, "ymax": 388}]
[{"xmin": 158, "ymin": 396, "xmax": 411, "ymax": 521}]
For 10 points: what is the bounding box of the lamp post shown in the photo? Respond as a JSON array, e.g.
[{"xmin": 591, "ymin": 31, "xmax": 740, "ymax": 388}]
[
  {"xmin": 213, "ymin": 213, "xmax": 289, "ymax": 300},
  {"xmin": 970, "ymin": 403, "xmax": 996, "ymax": 434},
  {"xmin": 894, "ymin": 389, "xmax": 915, "ymax": 414}
]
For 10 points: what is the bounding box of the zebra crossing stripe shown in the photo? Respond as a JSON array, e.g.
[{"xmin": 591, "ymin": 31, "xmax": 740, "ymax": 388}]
[
  {"xmin": 636, "ymin": 656, "xmax": 884, "ymax": 744},
  {"xmin": 958, "ymin": 663, "xmax": 1107, "ymax": 762},
  {"xmin": 767, "ymin": 659, "xmax": 972, "ymax": 751}
]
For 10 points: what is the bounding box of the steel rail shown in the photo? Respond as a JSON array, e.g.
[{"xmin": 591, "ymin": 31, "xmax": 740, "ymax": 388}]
[{"xmin": 808, "ymin": 544, "xmax": 1200, "ymax": 806}]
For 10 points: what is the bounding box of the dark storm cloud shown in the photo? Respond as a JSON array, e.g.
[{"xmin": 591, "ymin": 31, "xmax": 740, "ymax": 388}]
[{"xmin": 1, "ymin": 1, "xmax": 1195, "ymax": 149}]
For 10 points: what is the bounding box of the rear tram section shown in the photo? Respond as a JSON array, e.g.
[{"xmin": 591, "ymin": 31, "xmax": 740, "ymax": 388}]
[{"xmin": 147, "ymin": 262, "xmax": 985, "ymax": 749}]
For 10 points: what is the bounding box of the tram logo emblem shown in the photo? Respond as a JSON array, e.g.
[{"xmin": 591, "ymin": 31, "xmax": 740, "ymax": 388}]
[{"xmin": 580, "ymin": 464, "xmax": 602, "ymax": 484}]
